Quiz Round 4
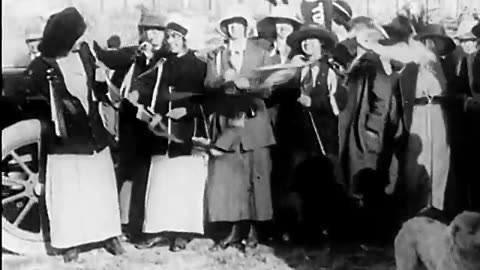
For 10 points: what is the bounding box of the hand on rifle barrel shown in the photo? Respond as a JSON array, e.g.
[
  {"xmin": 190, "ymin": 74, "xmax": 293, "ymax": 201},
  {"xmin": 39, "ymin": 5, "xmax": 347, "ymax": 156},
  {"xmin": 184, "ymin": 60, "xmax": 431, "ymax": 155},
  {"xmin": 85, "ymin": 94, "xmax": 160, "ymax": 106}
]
[{"xmin": 297, "ymin": 94, "xmax": 312, "ymax": 107}]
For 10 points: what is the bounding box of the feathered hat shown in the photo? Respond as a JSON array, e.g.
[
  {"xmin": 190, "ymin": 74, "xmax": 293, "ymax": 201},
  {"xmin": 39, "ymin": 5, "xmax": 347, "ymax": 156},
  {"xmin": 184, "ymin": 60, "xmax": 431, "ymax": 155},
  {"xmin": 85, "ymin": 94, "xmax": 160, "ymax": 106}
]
[{"xmin": 37, "ymin": 7, "xmax": 87, "ymax": 58}]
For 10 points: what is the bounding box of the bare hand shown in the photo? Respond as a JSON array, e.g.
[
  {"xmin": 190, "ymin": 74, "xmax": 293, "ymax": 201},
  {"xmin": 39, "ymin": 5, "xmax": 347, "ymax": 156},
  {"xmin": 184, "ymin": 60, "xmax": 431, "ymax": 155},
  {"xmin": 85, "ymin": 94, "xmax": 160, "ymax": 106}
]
[
  {"xmin": 290, "ymin": 54, "xmax": 308, "ymax": 66},
  {"xmin": 224, "ymin": 69, "xmax": 237, "ymax": 82},
  {"xmin": 149, "ymin": 113, "xmax": 165, "ymax": 130},
  {"xmin": 297, "ymin": 94, "xmax": 312, "ymax": 107},
  {"xmin": 166, "ymin": 107, "xmax": 187, "ymax": 120},
  {"xmin": 233, "ymin": 77, "xmax": 250, "ymax": 90},
  {"xmin": 128, "ymin": 91, "xmax": 140, "ymax": 105}
]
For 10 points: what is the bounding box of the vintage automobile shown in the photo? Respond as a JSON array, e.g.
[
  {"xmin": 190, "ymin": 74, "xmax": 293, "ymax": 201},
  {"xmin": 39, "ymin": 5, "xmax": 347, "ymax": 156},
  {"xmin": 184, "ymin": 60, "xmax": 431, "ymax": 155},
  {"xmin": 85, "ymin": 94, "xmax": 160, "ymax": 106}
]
[{"xmin": 2, "ymin": 65, "xmax": 53, "ymax": 255}]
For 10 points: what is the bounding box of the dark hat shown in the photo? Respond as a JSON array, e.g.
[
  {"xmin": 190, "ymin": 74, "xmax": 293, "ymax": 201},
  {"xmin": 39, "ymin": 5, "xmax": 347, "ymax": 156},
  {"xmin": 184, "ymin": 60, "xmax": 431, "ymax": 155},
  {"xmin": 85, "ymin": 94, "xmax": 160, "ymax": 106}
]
[
  {"xmin": 333, "ymin": 0, "xmax": 352, "ymax": 26},
  {"xmin": 473, "ymin": 22, "xmax": 480, "ymax": 38},
  {"xmin": 414, "ymin": 24, "xmax": 456, "ymax": 56},
  {"xmin": 379, "ymin": 15, "xmax": 414, "ymax": 46},
  {"xmin": 257, "ymin": 5, "xmax": 302, "ymax": 40},
  {"xmin": 38, "ymin": 7, "xmax": 87, "ymax": 58},
  {"xmin": 287, "ymin": 24, "xmax": 338, "ymax": 50},
  {"xmin": 166, "ymin": 22, "xmax": 188, "ymax": 37},
  {"xmin": 138, "ymin": 10, "xmax": 167, "ymax": 30}
]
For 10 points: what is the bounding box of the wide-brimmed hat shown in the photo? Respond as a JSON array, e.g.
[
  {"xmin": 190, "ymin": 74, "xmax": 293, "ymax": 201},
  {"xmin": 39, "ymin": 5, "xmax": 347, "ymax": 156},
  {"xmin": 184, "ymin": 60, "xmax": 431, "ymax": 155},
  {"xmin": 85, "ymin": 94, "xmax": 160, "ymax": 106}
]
[
  {"xmin": 217, "ymin": 5, "xmax": 254, "ymax": 37},
  {"xmin": 379, "ymin": 15, "xmax": 414, "ymax": 46},
  {"xmin": 414, "ymin": 24, "xmax": 456, "ymax": 56},
  {"xmin": 454, "ymin": 19, "xmax": 477, "ymax": 41},
  {"xmin": 38, "ymin": 7, "xmax": 87, "ymax": 58},
  {"xmin": 286, "ymin": 24, "xmax": 338, "ymax": 50},
  {"xmin": 138, "ymin": 9, "xmax": 167, "ymax": 30},
  {"xmin": 257, "ymin": 5, "xmax": 303, "ymax": 37}
]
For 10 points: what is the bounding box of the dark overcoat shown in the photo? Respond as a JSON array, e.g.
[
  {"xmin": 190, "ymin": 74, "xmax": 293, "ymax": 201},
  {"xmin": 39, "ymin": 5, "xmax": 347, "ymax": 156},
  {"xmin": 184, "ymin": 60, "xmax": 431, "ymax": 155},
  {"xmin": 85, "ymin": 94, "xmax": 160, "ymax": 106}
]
[{"xmin": 25, "ymin": 42, "xmax": 114, "ymax": 155}]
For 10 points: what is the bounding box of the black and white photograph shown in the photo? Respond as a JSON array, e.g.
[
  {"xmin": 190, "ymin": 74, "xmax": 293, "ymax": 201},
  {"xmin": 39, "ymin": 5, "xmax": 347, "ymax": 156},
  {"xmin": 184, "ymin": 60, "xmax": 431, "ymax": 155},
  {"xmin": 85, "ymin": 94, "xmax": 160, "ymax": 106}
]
[{"xmin": 1, "ymin": 0, "xmax": 480, "ymax": 269}]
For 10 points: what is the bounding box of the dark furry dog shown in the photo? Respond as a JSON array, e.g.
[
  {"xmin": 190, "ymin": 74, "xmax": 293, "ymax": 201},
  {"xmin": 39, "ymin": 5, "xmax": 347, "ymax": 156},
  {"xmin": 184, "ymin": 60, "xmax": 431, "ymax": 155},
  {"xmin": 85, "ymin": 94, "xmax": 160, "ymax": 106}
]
[{"xmin": 394, "ymin": 210, "xmax": 480, "ymax": 270}]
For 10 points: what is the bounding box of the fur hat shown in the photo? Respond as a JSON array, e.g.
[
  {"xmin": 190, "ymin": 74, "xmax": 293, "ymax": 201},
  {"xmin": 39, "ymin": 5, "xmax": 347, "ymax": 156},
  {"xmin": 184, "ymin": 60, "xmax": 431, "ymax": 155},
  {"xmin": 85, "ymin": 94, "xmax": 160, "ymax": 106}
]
[
  {"xmin": 287, "ymin": 23, "xmax": 338, "ymax": 50},
  {"xmin": 257, "ymin": 4, "xmax": 303, "ymax": 36},
  {"xmin": 138, "ymin": 9, "xmax": 167, "ymax": 30},
  {"xmin": 38, "ymin": 7, "xmax": 87, "ymax": 58},
  {"xmin": 414, "ymin": 24, "xmax": 456, "ymax": 56}
]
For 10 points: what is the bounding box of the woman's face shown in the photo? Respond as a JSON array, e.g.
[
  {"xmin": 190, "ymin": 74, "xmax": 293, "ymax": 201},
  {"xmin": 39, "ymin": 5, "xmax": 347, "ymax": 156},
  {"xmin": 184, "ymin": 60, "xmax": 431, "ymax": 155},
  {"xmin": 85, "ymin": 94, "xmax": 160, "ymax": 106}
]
[
  {"xmin": 301, "ymin": 38, "xmax": 323, "ymax": 59},
  {"xmin": 166, "ymin": 30, "xmax": 186, "ymax": 54},
  {"xmin": 145, "ymin": 28, "xmax": 165, "ymax": 48},
  {"xmin": 276, "ymin": 22, "xmax": 294, "ymax": 40},
  {"xmin": 227, "ymin": 22, "xmax": 246, "ymax": 40}
]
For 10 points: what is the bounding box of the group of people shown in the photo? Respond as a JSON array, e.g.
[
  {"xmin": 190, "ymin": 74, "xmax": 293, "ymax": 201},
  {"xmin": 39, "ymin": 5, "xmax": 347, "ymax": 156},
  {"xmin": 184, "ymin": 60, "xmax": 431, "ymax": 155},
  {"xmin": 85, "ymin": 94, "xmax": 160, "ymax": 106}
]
[{"xmin": 19, "ymin": 0, "xmax": 480, "ymax": 263}]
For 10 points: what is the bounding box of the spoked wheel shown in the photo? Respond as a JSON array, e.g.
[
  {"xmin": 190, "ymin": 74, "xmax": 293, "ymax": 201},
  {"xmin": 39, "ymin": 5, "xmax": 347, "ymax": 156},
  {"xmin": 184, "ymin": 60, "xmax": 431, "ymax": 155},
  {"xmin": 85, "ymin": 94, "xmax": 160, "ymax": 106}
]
[{"xmin": 2, "ymin": 119, "xmax": 49, "ymax": 255}]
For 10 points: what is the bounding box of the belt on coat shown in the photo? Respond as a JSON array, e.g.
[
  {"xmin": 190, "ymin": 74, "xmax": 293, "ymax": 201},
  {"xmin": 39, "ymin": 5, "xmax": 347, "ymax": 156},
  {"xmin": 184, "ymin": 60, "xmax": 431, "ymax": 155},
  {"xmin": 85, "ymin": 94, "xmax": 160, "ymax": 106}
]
[{"xmin": 414, "ymin": 96, "xmax": 446, "ymax": 106}]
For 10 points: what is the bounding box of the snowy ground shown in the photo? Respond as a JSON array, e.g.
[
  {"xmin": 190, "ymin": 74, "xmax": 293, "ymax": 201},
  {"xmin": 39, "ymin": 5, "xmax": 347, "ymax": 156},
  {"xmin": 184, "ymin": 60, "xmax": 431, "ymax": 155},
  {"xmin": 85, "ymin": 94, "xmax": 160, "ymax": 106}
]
[{"xmin": 2, "ymin": 238, "xmax": 396, "ymax": 270}]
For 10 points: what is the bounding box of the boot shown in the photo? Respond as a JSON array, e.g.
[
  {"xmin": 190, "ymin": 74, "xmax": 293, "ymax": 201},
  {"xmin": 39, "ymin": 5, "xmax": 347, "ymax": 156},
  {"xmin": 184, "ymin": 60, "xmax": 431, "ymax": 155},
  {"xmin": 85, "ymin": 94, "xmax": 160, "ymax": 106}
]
[
  {"xmin": 169, "ymin": 237, "xmax": 188, "ymax": 252},
  {"xmin": 246, "ymin": 224, "xmax": 258, "ymax": 249},
  {"xmin": 104, "ymin": 237, "xmax": 126, "ymax": 255},
  {"xmin": 134, "ymin": 234, "xmax": 169, "ymax": 250},
  {"xmin": 210, "ymin": 223, "xmax": 242, "ymax": 251},
  {"xmin": 63, "ymin": 247, "xmax": 79, "ymax": 263}
]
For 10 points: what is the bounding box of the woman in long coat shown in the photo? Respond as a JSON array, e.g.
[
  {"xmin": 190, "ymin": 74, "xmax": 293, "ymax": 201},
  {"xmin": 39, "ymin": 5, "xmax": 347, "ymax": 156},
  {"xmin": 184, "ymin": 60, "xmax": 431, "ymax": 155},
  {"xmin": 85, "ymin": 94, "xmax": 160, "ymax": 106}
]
[
  {"xmin": 25, "ymin": 7, "xmax": 124, "ymax": 262},
  {"xmin": 204, "ymin": 5, "xmax": 276, "ymax": 250}
]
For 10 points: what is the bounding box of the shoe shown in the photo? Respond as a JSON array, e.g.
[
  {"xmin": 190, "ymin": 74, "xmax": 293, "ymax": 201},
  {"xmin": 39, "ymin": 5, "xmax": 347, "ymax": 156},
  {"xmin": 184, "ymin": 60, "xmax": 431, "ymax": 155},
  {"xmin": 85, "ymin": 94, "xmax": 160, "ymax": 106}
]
[
  {"xmin": 104, "ymin": 237, "xmax": 125, "ymax": 256},
  {"xmin": 63, "ymin": 248, "xmax": 79, "ymax": 263},
  {"xmin": 246, "ymin": 224, "xmax": 258, "ymax": 249},
  {"xmin": 218, "ymin": 223, "xmax": 242, "ymax": 249},
  {"xmin": 169, "ymin": 237, "xmax": 187, "ymax": 252},
  {"xmin": 134, "ymin": 235, "xmax": 168, "ymax": 250}
]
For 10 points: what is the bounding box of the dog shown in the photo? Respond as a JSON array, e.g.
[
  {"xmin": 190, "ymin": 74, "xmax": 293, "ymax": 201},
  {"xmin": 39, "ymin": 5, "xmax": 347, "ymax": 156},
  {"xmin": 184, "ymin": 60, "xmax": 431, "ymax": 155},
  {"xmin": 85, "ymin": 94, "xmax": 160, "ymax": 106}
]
[{"xmin": 394, "ymin": 210, "xmax": 480, "ymax": 270}]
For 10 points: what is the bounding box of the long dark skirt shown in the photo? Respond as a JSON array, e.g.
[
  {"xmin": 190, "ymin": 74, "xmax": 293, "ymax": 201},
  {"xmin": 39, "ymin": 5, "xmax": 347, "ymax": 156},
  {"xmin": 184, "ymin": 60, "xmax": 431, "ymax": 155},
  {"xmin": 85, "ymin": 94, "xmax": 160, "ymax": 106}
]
[{"xmin": 206, "ymin": 147, "xmax": 273, "ymax": 222}]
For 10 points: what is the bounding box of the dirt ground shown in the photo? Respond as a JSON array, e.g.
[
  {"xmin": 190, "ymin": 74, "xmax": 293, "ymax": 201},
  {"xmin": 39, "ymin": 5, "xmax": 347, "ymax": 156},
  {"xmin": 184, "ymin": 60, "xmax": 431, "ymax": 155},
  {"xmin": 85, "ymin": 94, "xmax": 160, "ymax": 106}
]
[{"xmin": 2, "ymin": 238, "xmax": 396, "ymax": 270}]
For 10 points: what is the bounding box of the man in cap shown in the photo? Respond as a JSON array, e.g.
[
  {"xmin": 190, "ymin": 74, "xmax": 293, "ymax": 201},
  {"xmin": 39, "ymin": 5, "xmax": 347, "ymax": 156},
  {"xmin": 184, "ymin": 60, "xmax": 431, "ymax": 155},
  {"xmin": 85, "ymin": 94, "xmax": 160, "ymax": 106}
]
[
  {"xmin": 25, "ymin": 7, "xmax": 124, "ymax": 262},
  {"xmin": 24, "ymin": 18, "xmax": 44, "ymax": 60},
  {"xmin": 204, "ymin": 4, "xmax": 276, "ymax": 251},
  {"xmin": 94, "ymin": 9, "xmax": 169, "ymax": 244}
]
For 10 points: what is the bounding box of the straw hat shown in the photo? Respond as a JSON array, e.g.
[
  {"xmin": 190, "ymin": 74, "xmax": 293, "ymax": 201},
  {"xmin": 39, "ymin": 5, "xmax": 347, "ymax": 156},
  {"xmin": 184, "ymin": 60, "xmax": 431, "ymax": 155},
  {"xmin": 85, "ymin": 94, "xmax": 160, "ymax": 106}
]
[
  {"xmin": 455, "ymin": 19, "xmax": 478, "ymax": 41},
  {"xmin": 217, "ymin": 4, "xmax": 255, "ymax": 38}
]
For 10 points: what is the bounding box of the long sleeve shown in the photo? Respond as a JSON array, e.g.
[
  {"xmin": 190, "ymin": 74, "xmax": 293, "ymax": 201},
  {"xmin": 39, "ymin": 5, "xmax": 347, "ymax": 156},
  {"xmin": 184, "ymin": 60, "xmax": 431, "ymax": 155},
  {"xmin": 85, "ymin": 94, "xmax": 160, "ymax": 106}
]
[{"xmin": 204, "ymin": 49, "xmax": 225, "ymax": 91}]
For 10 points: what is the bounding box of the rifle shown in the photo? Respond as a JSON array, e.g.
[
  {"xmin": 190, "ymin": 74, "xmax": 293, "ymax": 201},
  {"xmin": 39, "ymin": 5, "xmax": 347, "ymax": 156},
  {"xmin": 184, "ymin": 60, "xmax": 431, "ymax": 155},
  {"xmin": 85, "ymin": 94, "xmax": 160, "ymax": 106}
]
[{"xmin": 46, "ymin": 68, "xmax": 68, "ymax": 139}]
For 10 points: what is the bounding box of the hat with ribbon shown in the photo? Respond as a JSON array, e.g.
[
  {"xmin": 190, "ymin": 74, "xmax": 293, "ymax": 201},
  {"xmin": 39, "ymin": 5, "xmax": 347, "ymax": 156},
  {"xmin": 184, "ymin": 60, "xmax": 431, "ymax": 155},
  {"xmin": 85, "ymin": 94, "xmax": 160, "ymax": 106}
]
[
  {"xmin": 38, "ymin": 7, "xmax": 87, "ymax": 58},
  {"xmin": 257, "ymin": 5, "xmax": 303, "ymax": 40},
  {"xmin": 286, "ymin": 23, "xmax": 338, "ymax": 50},
  {"xmin": 414, "ymin": 24, "xmax": 456, "ymax": 56}
]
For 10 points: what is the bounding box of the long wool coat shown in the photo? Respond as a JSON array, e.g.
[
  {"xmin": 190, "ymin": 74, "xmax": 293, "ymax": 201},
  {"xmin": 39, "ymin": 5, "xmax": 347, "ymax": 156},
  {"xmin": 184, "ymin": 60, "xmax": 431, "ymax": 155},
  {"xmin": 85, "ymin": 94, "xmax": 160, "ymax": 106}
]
[
  {"xmin": 338, "ymin": 52, "xmax": 402, "ymax": 198},
  {"xmin": 204, "ymin": 39, "xmax": 276, "ymax": 222}
]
